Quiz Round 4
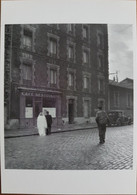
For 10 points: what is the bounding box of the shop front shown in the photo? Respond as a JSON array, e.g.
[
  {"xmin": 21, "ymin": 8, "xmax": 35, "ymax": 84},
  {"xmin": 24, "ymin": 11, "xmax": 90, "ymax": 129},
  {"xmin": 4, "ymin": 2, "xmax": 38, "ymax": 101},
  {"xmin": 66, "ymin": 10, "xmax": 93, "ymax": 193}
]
[{"xmin": 18, "ymin": 88, "xmax": 62, "ymax": 128}]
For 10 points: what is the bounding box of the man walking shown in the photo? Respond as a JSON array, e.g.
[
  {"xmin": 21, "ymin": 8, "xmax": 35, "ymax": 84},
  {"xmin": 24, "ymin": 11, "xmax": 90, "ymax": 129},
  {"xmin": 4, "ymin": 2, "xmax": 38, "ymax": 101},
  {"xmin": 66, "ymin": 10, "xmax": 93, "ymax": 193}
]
[
  {"xmin": 45, "ymin": 111, "xmax": 52, "ymax": 135},
  {"xmin": 95, "ymin": 106, "xmax": 109, "ymax": 144}
]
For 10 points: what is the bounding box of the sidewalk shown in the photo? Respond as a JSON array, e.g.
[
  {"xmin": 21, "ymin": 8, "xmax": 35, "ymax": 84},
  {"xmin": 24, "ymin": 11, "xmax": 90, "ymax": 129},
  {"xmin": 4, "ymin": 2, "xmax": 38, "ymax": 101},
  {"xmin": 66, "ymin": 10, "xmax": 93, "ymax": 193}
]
[{"xmin": 5, "ymin": 122, "xmax": 97, "ymax": 138}]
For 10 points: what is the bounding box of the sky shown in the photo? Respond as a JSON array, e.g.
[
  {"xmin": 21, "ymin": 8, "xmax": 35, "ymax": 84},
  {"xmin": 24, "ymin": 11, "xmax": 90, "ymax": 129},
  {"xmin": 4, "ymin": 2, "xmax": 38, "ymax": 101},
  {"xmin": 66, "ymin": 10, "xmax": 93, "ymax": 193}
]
[{"xmin": 108, "ymin": 24, "xmax": 133, "ymax": 82}]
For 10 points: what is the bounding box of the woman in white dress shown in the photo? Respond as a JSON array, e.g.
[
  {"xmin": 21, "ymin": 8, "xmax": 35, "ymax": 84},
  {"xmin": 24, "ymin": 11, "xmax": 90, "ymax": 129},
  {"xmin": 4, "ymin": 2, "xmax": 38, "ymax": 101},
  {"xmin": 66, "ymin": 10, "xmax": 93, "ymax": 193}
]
[{"xmin": 37, "ymin": 112, "xmax": 47, "ymax": 136}]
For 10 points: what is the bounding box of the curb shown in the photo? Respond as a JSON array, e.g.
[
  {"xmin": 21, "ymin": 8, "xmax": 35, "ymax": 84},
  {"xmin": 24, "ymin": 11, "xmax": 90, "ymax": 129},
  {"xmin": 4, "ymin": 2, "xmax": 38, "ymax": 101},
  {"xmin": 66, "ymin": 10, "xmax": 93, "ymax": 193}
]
[
  {"xmin": 5, "ymin": 126, "xmax": 97, "ymax": 138},
  {"xmin": 52, "ymin": 126, "xmax": 97, "ymax": 134}
]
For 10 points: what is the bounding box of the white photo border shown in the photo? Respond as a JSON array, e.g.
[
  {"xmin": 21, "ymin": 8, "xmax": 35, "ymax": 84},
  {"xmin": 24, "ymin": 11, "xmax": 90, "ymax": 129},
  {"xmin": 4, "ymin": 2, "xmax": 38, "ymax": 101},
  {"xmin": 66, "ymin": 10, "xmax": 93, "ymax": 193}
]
[{"xmin": 1, "ymin": 0, "xmax": 136, "ymax": 194}]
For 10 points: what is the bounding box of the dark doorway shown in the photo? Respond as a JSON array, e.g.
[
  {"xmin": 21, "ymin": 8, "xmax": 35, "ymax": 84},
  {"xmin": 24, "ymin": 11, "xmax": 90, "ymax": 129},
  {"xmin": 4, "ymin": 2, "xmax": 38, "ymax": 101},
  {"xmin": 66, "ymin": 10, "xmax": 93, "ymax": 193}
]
[
  {"xmin": 34, "ymin": 98, "xmax": 42, "ymax": 125},
  {"xmin": 35, "ymin": 101, "xmax": 42, "ymax": 117},
  {"xmin": 68, "ymin": 99, "xmax": 74, "ymax": 124}
]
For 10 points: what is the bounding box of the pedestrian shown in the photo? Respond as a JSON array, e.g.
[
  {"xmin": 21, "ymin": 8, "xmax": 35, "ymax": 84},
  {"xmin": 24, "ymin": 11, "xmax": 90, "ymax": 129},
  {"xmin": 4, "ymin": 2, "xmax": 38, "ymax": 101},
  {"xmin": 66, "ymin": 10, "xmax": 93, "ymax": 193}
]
[
  {"xmin": 95, "ymin": 106, "xmax": 109, "ymax": 144},
  {"xmin": 37, "ymin": 112, "xmax": 47, "ymax": 136},
  {"xmin": 45, "ymin": 111, "xmax": 52, "ymax": 135}
]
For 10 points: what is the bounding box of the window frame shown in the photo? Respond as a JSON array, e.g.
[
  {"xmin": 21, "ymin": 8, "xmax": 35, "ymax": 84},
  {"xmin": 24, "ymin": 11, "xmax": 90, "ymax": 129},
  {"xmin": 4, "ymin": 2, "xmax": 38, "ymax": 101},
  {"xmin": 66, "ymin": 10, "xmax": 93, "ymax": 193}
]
[
  {"xmin": 97, "ymin": 30, "xmax": 104, "ymax": 50},
  {"xmin": 83, "ymin": 76, "xmax": 89, "ymax": 89},
  {"xmin": 98, "ymin": 77, "xmax": 105, "ymax": 95},
  {"xmin": 68, "ymin": 72, "xmax": 74, "ymax": 87},
  {"xmin": 82, "ymin": 72, "xmax": 91, "ymax": 92},
  {"xmin": 47, "ymin": 63, "xmax": 60, "ymax": 88},
  {"xmin": 21, "ymin": 25, "xmax": 36, "ymax": 52},
  {"xmin": 82, "ymin": 24, "xmax": 89, "ymax": 41},
  {"xmin": 67, "ymin": 40, "xmax": 76, "ymax": 62},
  {"xmin": 47, "ymin": 33, "xmax": 60, "ymax": 58},
  {"xmin": 98, "ymin": 54, "xmax": 104, "ymax": 70},
  {"xmin": 67, "ymin": 24, "xmax": 75, "ymax": 35},
  {"xmin": 50, "ymin": 69, "xmax": 57, "ymax": 85},
  {"xmin": 82, "ymin": 46, "xmax": 90, "ymax": 66},
  {"xmin": 67, "ymin": 68, "xmax": 76, "ymax": 90},
  {"xmin": 22, "ymin": 63, "xmax": 32, "ymax": 81},
  {"xmin": 49, "ymin": 38, "xmax": 57, "ymax": 56}
]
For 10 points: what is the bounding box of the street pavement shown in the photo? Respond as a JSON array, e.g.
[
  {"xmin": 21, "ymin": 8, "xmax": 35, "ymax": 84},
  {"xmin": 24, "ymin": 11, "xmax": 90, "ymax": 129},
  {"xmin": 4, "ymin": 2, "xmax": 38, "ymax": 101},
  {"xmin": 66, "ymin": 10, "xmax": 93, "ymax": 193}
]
[
  {"xmin": 5, "ymin": 123, "xmax": 97, "ymax": 138},
  {"xmin": 5, "ymin": 125, "xmax": 133, "ymax": 170}
]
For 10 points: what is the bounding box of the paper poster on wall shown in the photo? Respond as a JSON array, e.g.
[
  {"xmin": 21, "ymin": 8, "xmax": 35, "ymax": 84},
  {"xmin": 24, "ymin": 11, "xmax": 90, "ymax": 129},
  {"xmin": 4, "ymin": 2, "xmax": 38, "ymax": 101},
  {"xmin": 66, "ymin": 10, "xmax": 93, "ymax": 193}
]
[
  {"xmin": 43, "ymin": 107, "xmax": 56, "ymax": 118},
  {"xmin": 25, "ymin": 107, "xmax": 33, "ymax": 118}
]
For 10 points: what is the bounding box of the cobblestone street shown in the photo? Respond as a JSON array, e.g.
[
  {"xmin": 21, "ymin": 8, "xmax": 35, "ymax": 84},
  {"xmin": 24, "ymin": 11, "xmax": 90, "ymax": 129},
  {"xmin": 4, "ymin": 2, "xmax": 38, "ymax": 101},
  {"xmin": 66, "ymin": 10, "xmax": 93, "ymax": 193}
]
[{"xmin": 5, "ymin": 125, "xmax": 133, "ymax": 170}]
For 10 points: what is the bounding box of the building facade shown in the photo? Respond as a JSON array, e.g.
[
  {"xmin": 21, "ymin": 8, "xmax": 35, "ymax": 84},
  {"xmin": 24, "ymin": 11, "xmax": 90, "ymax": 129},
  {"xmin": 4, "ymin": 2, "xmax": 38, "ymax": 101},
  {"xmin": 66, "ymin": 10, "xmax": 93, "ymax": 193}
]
[
  {"xmin": 4, "ymin": 24, "xmax": 109, "ymax": 129},
  {"xmin": 108, "ymin": 78, "xmax": 133, "ymax": 117}
]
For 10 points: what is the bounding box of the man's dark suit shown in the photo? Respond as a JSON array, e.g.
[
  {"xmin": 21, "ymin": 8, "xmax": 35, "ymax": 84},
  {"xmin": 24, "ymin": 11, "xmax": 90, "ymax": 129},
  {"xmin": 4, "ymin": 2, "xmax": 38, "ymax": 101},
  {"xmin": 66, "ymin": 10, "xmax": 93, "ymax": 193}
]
[{"xmin": 45, "ymin": 114, "xmax": 52, "ymax": 135}]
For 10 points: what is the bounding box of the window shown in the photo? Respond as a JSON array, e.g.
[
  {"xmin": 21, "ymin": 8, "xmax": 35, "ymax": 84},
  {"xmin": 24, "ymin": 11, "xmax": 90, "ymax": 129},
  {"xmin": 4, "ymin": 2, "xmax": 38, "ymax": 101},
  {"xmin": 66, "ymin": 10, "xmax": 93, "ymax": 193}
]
[
  {"xmin": 83, "ymin": 25, "xmax": 88, "ymax": 39},
  {"xmin": 67, "ymin": 68, "xmax": 76, "ymax": 90},
  {"xmin": 68, "ymin": 24, "xmax": 73, "ymax": 32},
  {"xmin": 22, "ymin": 64, "xmax": 32, "ymax": 81},
  {"xmin": 82, "ymin": 46, "xmax": 90, "ymax": 65},
  {"xmin": 98, "ymin": 79, "xmax": 104, "ymax": 94},
  {"xmin": 26, "ymin": 97, "xmax": 33, "ymax": 107},
  {"xmin": 68, "ymin": 73, "xmax": 74, "ymax": 87},
  {"xmin": 25, "ymin": 97, "xmax": 33, "ymax": 118},
  {"xmin": 127, "ymin": 93, "xmax": 132, "ymax": 107},
  {"xmin": 68, "ymin": 45, "xmax": 74, "ymax": 59},
  {"xmin": 98, "ymin": 55, "xmax": 104, "ymax": 69},
  {"xmin": 83, "ymin": 72, "xmax": 91, "ymax": 92},
  {"xmin": 21, "ymin": 25, "xmax": 36, "ymax": 52},
  {"xmin": 114, "ymin": 92, "xmax": 119, "ymax": 107},
  {"xmin": 50, "ymin": 69, "xmax": 57, "ymax": 85},
  {"xmin": 83, "ymin": 51, "xmax": 89, "ymax": 64},
  {"xmin": 84, "ymin": 77, "xmax": 89, "ymax": 89},
  {"xmin": 23, "ymin": 30, "xmax": 32, "ymax": 50},
  {"xmin": 97, "ymin": 32, "xmax": 104, "ymax": 49},
  {"xmin": 47, "ymin": 63, "xmax": 60, "ymax": 88},
  {"xmin": 67, "ymin": 24, "xmax": 75, "ymax": 35},
  {"xmin": 84, "ymin": 100, "xmax": 89, "ymax": 118},
  {"xmin": 49, "ymin": 38, "xmax": 57, "ymax": 55},
  {"xmin": 67, "ymin": 41, "xmax": 75, "ymax": 62},
  {"xmin": 47, "ymin": 33, "xmax": 59, "ymax": 58}
]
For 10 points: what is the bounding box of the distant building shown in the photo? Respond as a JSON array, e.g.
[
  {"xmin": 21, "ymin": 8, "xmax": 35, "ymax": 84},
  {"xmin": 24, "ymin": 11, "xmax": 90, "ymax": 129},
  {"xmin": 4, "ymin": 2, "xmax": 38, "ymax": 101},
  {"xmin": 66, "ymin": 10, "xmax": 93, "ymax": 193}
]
[
  {"xmin": 4, "ymin": 24, "xmax": 109, "ymax": 129},
  {"xmin": 108, "ymin": 78, "xmax": 133, "ymax": 117}
]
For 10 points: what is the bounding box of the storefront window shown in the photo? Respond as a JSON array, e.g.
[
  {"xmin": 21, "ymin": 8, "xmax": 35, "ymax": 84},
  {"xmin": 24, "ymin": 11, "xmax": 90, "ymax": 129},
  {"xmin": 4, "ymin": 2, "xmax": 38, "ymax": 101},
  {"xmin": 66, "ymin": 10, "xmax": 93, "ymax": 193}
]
[
  {"xmin": 43, "ymin": 98, "xmax": 56, "ymax": 118},
  {"xmin": 25, "ymin": 97, "xmax": 33, "ymax": 118}
]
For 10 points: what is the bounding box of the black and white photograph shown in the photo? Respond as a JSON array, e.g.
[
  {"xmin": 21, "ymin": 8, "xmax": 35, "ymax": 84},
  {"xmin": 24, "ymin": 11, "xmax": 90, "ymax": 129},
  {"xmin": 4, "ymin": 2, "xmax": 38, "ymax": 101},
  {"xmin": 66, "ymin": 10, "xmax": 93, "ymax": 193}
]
[
  {"xmin": 4, "ymin": 23, "xmax": 133, "ymax": 170},
  {"xmin": 1, "ymin": 0, "xmax": 136, "ymax": 194}
]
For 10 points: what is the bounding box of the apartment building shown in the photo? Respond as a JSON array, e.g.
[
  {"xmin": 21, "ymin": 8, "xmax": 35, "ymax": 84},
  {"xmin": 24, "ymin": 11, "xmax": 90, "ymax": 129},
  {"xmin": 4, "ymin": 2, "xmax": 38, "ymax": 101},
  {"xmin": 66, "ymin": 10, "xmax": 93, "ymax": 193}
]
[{"xmin": 4, "ymin": 24, "xmax": 109, "ymax": 128}]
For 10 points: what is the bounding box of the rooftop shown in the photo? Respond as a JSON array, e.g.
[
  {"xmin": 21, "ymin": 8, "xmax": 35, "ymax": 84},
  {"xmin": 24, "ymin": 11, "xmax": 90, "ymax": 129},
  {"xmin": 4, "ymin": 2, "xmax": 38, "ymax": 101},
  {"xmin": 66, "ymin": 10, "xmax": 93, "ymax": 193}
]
[{"xmin": 109, "ymin": 78, "xmax": 133, "ymax": 89}]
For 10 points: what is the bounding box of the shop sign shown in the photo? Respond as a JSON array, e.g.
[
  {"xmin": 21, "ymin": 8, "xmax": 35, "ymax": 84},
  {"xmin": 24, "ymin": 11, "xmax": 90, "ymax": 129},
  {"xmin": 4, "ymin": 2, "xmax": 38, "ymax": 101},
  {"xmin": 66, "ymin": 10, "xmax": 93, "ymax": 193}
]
[
  {"xmin": 22, "ymin": 92, "xmax": 34, "ymax": 96},
  {"xmin": 25, "ymin": 107, "xmax": 33, "ymax": 118},
  {"xmin": 21, "ymin": 92, "xmax": 56, "ymax": 98}
]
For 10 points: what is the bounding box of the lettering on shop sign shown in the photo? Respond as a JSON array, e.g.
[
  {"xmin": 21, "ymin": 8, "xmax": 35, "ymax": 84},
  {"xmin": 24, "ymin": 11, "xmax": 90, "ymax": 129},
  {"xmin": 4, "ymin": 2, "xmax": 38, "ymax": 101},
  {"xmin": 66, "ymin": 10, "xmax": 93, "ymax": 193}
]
[
  {"xmin": 22, "ymin": 92, "xmax": 34, "ymax": 96},
  {"xmin": 21, "ymin": 92, "xmax": 56, "ymax": 98}
]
